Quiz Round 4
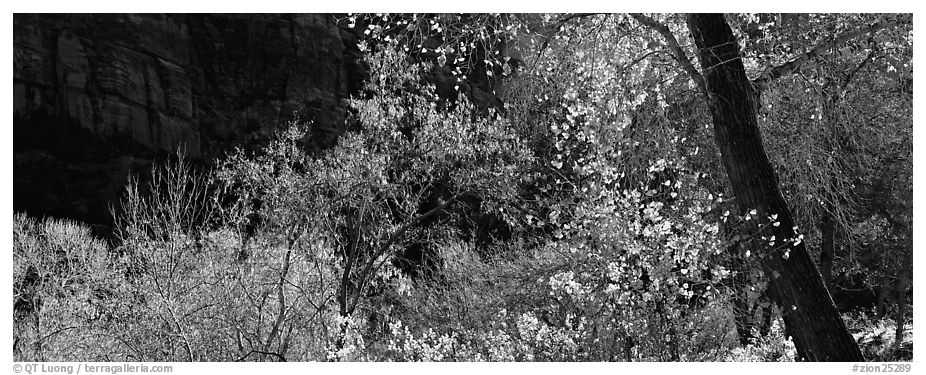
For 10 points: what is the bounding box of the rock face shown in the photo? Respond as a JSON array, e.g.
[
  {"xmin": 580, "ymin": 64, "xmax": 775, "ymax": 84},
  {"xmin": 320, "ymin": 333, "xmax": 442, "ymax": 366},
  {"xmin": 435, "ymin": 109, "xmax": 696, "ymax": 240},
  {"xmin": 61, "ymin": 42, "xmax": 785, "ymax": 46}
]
[{"xmin": 14, "ymin": 14, "xmax": 366, "ymax": 226}]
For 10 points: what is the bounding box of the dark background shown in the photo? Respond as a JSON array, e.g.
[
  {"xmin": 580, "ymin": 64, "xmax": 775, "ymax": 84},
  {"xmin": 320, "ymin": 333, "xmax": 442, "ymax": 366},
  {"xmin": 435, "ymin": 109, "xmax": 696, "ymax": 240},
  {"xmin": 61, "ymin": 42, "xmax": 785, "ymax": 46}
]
[{"xmin": 13, "ymin": 14, "xmax": 368, "ymax": 229}]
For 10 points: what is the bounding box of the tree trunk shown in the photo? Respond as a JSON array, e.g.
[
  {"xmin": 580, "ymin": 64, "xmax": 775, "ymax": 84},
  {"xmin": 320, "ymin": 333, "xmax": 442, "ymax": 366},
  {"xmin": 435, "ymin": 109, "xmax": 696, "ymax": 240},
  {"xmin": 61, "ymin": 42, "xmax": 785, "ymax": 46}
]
[
  {"xmin": 893, "ymin": 248, "xmax": 911, "ymax": 347},
  {"xmin": 732, "ymin": 257, "xmax": 755, "ymax": 346},
  {"xmin": 623, "ymin": 333, "xmax": 635, "ymax": 362},
  {"xmin": 686, "ymin": 14, "xmax": 863, "ymax": 361},
  {"xmin": 818, "ymin": 74, "xmax": 843, "ymax": 293},
  {"xmin": 758, "ymin": 302, "xmax": 773, "ymax": 337},
  {"xmin": 876, "ymin": 280, "xmax": 892, "ymax": 319},
  {"xmin": 722, "ymin": 222, "xmax": 758, "ymax": 346},
  {"xmin": 819, "ymin": 211, "xmax": 836, "ymax": 290}
]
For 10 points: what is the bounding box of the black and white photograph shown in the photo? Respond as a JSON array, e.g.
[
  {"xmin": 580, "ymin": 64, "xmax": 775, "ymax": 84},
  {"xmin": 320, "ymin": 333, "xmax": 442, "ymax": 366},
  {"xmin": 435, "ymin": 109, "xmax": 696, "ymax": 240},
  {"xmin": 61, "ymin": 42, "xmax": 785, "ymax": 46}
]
[{"xmin": 9, "ymin": 7, "xmax": 915, "ymax": 367}]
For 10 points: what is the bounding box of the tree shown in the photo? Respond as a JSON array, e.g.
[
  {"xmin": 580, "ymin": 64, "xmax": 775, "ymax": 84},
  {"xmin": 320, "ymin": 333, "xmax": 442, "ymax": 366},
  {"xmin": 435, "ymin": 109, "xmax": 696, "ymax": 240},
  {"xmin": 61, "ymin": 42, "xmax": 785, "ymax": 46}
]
[
  {"xmin": 348, "ymin": 12, "xmax": 912, "ymax": 360},
  {"xmin": 681, "ymin": 14, "xmax": 887, "ymax": 361},
  {"xmin": 742, "ymin": 14, "xmax": 912, "ymax": 302},
  {"xmin": 217, "ymin": 45, "xmax": 536, "ymax": 359}
]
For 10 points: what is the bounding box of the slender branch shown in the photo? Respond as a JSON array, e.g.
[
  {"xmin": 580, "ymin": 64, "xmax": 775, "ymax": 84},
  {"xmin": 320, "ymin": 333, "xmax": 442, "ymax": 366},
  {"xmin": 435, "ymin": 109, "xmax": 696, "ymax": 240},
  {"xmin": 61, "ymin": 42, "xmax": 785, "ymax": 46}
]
[
  {"xmin": 37, "ymin": 326, "xmax": 78, "ymax": 346},
  {"xmin": 841, "ymin": 47, "xmax": 878, "ymax": 89},
  {"xmin": 236, "ymin": 349, "xmax": 287, "ymax": 362},
  {"xmin": 373, "ymin": 195, "xmax": 457, "ymax": 266},
  {"xmin": 752, "ymin": 14, "xmax": 911, "ymax": 91},
  {"xmin": 346, "ymin": 196, "xmax": 457, "ymax": 314},
  {"xmin": 537, "ymin": 13, "xmax": 599, "ymax": 57},
  {"xmin": 263, "ymin": 231, "xmax": 297, "ymax": 358},
  {"xmin": 630, "ymin": 13, "xmax": 707, "ymax": 96},
  {"xmin": 338, "ymin": 201, "xmax": 366, "ymax": 316},
  {"xmin": 798, "ymin": 72, "xmax": 822, "ymax": 96},
  {"xmin": 555, "ymin": 13, "xmax": 598, "ymax": 29},
  {"xmin": 618, "ymin": 49, "xmax": 668, "ymax": 73}
]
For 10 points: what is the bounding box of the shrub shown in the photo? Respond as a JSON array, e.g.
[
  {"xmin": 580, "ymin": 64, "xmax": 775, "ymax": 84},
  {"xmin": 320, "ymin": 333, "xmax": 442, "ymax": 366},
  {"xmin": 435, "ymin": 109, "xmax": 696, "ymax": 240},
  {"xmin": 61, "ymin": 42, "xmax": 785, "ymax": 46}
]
[{"xmin": 13, "ymin": 213, "xmax": 127, "ymax": 361}]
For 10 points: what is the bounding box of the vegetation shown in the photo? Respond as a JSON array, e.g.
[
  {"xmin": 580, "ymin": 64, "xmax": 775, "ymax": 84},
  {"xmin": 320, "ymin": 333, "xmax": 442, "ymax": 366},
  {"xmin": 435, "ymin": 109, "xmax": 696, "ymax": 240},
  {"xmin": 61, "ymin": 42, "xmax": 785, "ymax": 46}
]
[{"xmin": 13, "ymin": 13, "xmax": 912, "ymax": 362}]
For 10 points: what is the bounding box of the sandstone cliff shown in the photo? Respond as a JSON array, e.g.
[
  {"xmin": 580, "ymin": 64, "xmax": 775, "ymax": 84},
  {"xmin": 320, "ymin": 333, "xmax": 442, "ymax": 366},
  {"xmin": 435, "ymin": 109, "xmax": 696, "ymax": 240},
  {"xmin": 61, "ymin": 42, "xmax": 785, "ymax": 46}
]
[{"xmin": 14, "ymin": 14, "xmax": 366, "ymax": 226}]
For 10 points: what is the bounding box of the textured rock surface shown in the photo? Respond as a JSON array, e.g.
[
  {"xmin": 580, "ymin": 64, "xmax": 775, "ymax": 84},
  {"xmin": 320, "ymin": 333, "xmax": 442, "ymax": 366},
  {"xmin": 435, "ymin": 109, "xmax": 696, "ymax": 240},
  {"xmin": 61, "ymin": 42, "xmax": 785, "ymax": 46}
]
[{"xmin": 14, "ymin": 14, "xmax": 366, "ymax": 226}]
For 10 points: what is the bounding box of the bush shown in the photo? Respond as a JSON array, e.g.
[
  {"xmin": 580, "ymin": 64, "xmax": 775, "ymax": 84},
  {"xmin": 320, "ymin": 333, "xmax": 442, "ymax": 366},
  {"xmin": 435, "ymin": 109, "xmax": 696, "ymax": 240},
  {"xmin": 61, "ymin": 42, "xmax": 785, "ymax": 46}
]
[
  {"xmin": 724, "ymin": 318, "xmax": 797, "ymax": 362},
  {"xmin": 13, "ymin": 213, "xmax": 128, "ymax": 361},
  {"xmin": 845, "ymin": 312, "xmax": 914, "ymax": 361}
]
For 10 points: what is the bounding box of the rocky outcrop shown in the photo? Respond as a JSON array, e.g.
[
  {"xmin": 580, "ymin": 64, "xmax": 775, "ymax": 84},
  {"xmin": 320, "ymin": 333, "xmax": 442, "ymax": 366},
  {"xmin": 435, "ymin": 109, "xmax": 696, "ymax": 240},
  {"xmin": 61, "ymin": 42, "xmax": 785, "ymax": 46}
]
[{"xmin": 14, "ymin": 14, "xmax": 366, "ymax": 226}]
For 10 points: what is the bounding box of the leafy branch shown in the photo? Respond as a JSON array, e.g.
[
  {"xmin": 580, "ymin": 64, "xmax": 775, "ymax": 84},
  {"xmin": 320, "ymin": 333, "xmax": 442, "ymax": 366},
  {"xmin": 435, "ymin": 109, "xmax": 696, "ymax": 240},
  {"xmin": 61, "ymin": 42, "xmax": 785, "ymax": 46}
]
[
  {"xmin": 629, "ymin": 13, "xmax": 707, "ymax": 97},
  {"xmin": 752, "ymin": 14, "xmax": 911, "ymax": 91}
]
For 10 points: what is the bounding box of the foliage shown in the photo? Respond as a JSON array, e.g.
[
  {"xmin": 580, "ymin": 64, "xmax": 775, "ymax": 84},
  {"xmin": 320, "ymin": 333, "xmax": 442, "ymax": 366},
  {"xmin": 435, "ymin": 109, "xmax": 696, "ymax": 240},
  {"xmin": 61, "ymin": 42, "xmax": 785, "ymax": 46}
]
[
  {"xmin": 845, "ymin": 311, "xmax": 914, "ymax": 361},
  {"xmin": 13, "ymin": 213, "xmax": 127, "ymax": 361},
  {"xmin": 723, "ymin": 318, "xmax": 797, "ymax": 362},
  {"xmin": 11, "ymin": 13, "xmax": 912, "ymax": 362},
  {"xmin": 755, "ymin": 13, "xmax": 913, "ymax": 323}
]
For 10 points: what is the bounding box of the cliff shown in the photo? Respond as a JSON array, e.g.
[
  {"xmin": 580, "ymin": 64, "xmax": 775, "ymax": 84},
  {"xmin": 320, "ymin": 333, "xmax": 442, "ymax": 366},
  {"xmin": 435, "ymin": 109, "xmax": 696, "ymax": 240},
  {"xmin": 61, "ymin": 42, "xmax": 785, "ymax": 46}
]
[{"xmin": 13, "ymin": 14, "xmax": 366, "ymax": 226}]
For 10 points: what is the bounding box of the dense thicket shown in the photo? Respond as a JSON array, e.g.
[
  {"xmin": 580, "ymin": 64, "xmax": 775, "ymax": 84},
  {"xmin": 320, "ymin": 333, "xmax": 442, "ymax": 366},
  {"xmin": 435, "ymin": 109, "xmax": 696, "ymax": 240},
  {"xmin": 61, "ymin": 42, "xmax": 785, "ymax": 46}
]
[{"xmin": 13, "ymin": 13, "xmax": 912, "ymax": 362}]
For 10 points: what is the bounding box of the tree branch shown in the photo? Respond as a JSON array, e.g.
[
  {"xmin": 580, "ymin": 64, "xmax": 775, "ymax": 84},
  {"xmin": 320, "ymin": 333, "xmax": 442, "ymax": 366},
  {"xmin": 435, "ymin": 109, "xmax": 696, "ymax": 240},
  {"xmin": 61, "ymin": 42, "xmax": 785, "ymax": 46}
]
[
  {"xmin": 536, "ymin": 13, "xmax": 599, "ymax": 57},
  {"xmin": 346, "ymin": 195, "xmax": 457, "ymax": 315},
  {"xmin": 752, "ymin": 14, "xmax": 911, "ymax": 91},
  {"xmin": 337, "ymin": 201, "xmax": 366, "ymax": 316},
  {"xmin": 841, "ymin": 47, "xmax": 878, "ymax": 90},
  {"xmin": 236, "ymin": 349, "xmax": 286, "ymax": 362},
  {"xmin": 630, "ymin": 13, "xmax": 707, "ymax": 96}
]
